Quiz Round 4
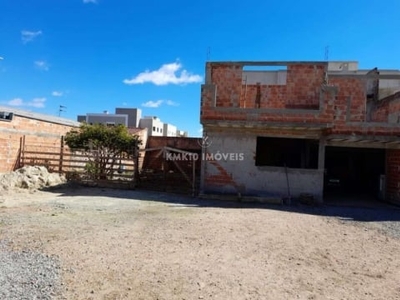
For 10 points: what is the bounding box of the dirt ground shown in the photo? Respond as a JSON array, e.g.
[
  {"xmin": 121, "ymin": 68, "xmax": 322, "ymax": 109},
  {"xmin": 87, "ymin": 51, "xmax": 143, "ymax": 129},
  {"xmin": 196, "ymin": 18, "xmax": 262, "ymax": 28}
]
[{"xmin": 1, "ymin": 187, "xmax": 400, "ymax": 300}]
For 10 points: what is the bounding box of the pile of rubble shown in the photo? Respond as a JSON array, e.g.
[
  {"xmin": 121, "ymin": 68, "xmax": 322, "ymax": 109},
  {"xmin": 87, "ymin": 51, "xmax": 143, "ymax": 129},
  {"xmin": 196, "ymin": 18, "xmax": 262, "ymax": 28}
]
[{"xmin": 0, "ymin": 166, "xmax": 65, "ymax": 195}]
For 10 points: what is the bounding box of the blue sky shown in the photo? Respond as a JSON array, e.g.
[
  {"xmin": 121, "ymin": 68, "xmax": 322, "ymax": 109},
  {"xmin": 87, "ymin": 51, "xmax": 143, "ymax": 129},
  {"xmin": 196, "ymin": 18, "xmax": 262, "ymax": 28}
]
[{"xmin": 0, "ymin": 0, "xmax": 399, "ymax": 137}]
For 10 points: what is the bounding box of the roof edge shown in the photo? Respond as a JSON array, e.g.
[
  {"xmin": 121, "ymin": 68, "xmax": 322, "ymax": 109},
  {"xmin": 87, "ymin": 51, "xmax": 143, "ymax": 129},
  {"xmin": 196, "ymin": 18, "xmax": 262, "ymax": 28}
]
[{"xmin": 0, "ymin": 105, "xmax": 80, "ymax": 127}]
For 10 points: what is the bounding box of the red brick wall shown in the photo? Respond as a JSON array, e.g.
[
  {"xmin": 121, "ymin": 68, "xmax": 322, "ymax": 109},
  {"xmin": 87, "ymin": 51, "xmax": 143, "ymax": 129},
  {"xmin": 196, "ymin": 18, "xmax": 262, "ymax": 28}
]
[
  {"xmin": 0, "ymin": 114, "xmax": 78, "ymax": 173},
  {"xmin": 204, "ymin": 160, "xmax": 240, "ymax": 190},
  {"xmin": 240, "ymin": 85, "xmax": 287, "ymax": 108},
  {"xmin": 329, "ymin": 78, "xmax": 366, "ymax": 122},
  {"xmin": 207, "ymin": 63, "xmax": 326, "ymax": 109},
  {"xmin": 211, "ymin": 64, "xmax": 242, "ymax": 107},
  {"xmin": 371, "ymin": 102, "xmax": 389, "ymax": 122},
  {"xmin": 386, "ymin": 149, "xmax": 400, "ymax": 205},
  {"xmin": 286, "ymin": 64, "xmax": 326, "ymax": 109},
  {"xmin": 371, "ymin": 92, "xmax": 400, "ymax": 122}
]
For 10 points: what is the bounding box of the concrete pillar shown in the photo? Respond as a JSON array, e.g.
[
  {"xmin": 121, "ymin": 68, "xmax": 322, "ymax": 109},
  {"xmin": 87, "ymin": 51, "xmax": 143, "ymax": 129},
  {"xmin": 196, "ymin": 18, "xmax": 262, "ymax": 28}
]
[
  {"xmin": 318, "ymin": 137, "xmax": 326, "ymax": 170},
  {"xmin": 317, "ymin": 137, "xmax": 326, "ymax": 203},
  {"xmin": 199, "ymin": 129, "xmax": 208, "ymax": 195}
]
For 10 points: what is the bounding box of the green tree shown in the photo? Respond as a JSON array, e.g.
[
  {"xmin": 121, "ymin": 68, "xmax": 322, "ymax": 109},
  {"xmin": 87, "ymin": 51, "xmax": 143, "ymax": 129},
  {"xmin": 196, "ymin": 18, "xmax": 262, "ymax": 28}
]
[{"xmin": 65, "ymin": 123, "xmax": 141, "ymax": 180}]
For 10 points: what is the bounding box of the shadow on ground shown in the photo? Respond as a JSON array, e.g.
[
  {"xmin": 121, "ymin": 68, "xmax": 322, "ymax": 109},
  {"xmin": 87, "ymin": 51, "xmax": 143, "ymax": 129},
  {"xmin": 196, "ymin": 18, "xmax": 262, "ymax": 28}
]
[{"xmin": 41, "ymin": 182, "xmax": 400, "ymax": 223}]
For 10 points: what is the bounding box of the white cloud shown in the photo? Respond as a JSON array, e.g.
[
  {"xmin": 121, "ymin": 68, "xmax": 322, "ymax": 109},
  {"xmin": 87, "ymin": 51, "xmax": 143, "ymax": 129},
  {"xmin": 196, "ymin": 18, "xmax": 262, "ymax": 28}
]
[
  {"xmin": 21, "ymin": 30, "xmax": 42, "ymax": 44},
  {"xmin": 142, "ymin": 100, "xmax": 164, "ymax": 108},
  {"xmin": 5, "ymin": 97, "xmax": 46, "ymax": 108},
  {"xmin": 35, "ymin": 60, "xmax": 49, "ymax": 71},
  {"xmin": 7, "ymin": 98, "xmax": 23, "ymax": 106},
  {"xmin": 83, "ymin": 0, "xmax": 97, "ymax": 3},
  {"xmin": 165, "ymin": 100, "xmax": 179, "ymax": 106},
  {"xmin": 123, "ymin": 61, "xmax": 203, "ymax": 86},
  {"xmin": 52, "ymin": 91, "xmax": 63, "ymax": 97},
  {"xmin": 0, "ymin": 57, "xmax": 3, "ymax": 60},
  {"xmin": 30, "ymin": 98, "xmax": 46, "ymax": 108},
  {"xmin": 141, "ymin": 99, "xmax": 180, "ymax": 108}
]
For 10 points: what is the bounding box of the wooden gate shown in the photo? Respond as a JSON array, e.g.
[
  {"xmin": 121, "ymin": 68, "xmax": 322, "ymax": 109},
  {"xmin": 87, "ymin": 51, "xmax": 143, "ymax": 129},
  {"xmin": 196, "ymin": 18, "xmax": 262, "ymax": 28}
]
[{"xmin": 138, "ymin": 147, "xmax": 200, "ymax": 196}]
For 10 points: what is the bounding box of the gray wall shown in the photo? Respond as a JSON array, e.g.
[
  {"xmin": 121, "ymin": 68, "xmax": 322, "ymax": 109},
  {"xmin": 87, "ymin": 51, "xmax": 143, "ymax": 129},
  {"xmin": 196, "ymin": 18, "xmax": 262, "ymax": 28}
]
[
  {"xmin": 115, "ymin": 108, "xmax": 141, "ymax": 128},
  {"xmin": 242, "ymin": 71, "xmax": 287, "ymax": 85},
  {"xmin": 201, "ymin": 131, "xmax": 324, "ymax": 200},
  {"xmin": 86, "ymin": 114, "xmax": 128, "ymax": 126}
]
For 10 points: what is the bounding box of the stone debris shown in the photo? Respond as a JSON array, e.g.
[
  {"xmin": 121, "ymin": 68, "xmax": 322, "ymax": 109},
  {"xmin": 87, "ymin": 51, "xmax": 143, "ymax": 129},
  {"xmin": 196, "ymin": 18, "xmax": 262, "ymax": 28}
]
[{"xmin": 0, "ymin": 166, "xmax": 66, "ymax": 202}]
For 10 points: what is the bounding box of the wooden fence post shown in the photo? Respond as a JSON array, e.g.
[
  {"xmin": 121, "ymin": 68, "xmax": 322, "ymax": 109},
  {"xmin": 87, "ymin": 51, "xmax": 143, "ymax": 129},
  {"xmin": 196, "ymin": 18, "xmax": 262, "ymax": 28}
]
[
  {"xmin": 134, "ymin": 147, "xmax": 139, "ymax": 186},
  {"xmin": 59, "ymin": 136, "xmax": 64, "ymax": 173},
  {"xmin": 20, "ymin": 135, "xmax": 26, "ymax": 168}
]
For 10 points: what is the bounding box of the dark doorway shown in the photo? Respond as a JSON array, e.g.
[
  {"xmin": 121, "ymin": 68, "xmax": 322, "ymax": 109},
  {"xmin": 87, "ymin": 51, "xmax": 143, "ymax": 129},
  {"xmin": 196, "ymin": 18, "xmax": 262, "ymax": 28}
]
[{"xmin": 324, "ymin": 146, "xmax": 386, "ymax": 205}]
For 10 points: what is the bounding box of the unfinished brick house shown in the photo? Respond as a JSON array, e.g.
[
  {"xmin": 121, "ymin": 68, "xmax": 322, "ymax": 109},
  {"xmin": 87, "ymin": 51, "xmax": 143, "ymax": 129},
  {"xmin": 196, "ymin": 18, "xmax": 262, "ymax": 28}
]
[{"xmin": 200, "ymin": 61, "xmax": 400, "ymax": 205}]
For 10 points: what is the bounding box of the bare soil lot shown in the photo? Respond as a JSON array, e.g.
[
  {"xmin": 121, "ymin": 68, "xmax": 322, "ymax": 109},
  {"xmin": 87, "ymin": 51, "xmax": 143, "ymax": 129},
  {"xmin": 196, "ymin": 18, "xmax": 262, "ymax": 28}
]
[{"xmin": 1, "ymin": 187, "xmax": 400, "ymax": 300}]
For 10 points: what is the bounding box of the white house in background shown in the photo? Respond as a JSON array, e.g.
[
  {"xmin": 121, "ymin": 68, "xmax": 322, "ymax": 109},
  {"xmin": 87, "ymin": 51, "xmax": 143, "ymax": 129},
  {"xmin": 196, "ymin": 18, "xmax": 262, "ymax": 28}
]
[
  {"xmin": 163, "ymin": 123, "xmax": 177, "ymax": 137},
  {"xmin": 137, "ymin": 116, "xmax": 187, "ymax": 137},
  {"xmin": 176, "ymin": 130, "xmax": 188, "ymax": 137},
  {"xmin": 77, "ymin": 107, "xmax": 187, "ymax": 137},
  {"xmin": 139, "ymin": 116, "xmax": 165, "ymax": 136}
]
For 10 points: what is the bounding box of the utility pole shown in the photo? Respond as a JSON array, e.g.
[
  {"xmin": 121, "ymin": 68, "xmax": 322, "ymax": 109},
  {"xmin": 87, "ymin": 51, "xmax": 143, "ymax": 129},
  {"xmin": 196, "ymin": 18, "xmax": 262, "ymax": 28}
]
[
  {"xmin": 206, "ymin": 47, "xmax": 211, "ymax": 61},
  {"xmin": 58, "ymin": 105, "xmax": 66, "ymax": 117},
  {"xmin": 324, "ymin": 45, "xmax": 329, "ymax": 61}
]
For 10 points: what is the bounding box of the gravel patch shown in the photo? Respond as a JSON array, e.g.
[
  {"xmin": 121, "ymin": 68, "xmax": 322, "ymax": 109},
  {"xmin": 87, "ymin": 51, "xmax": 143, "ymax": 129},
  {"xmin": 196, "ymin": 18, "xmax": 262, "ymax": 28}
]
[
  {"xmin": 325, "ymin": 206, "xmax": 400, "ymax": 238},
  {"xmin": 287, "ymin": 203, "xmax": 400, "ymax": 239},
  {"xmin": 0, "ymin": 240, "xmax": 63, "ymax": 300},
  {"xmin": 371, "ymin": 221, "xmax": 400, "ymax": 239}
]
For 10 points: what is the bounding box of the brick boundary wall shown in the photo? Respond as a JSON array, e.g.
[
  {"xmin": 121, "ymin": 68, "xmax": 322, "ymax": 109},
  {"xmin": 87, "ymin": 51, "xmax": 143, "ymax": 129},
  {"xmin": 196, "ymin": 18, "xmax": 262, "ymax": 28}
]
[{"xmin": 0, "ymin": 108, "xmax": 79, "ymax": 173}]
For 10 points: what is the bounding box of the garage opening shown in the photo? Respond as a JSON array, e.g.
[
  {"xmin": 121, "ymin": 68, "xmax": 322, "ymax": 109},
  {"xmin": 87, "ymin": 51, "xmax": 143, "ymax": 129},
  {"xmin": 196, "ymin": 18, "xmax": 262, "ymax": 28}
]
[{"xmin": 324, "ymin": 146, "xmax": 386, "ymax": 205}]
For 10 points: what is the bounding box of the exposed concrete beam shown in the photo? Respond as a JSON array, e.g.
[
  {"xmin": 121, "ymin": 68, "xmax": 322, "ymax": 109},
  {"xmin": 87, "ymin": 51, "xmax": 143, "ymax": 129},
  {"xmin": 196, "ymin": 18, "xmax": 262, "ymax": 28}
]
[
  {"xmin": 202, "ymin": 126, "xmax": 323, "ymax": 138},
  {"xmin": 203, "ymin": 121, "xmax": 332, "ymax": 130},
  {"xmin": 326, "ymin": 134, "xmax": 400, "ymax": 142},
  {"xmin": 346, "ymin": 122, "xmax": 400, "ymax": 129},
  {"xmin": 326, "ymin": 141, "xmax": 400, "ymax": 149},
  {"xmin": 383, "ymin": 140, "xmax": 400, "ymax": 145},
  {"xmin": 208, "ymin": 61, "xmax": 329, "ymax": 66},
  {"xmin": 328, "ymin": 73, "xmax": 400, "ymax": 79},
  {"xmin": 212, "ymin": 107, "xmax": 320, "ymax": 114}
]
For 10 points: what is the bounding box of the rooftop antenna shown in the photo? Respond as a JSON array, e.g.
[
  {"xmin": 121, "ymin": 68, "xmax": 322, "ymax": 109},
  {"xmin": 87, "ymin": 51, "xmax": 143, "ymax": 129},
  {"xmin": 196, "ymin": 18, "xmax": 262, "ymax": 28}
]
[
  {"xmin": 206, "ymin": 47, "xmax": 211, "ymax": 61},
  {"xmin": 324, "ymin": 45, "xmax": 329, "ymax": 61},
  {"xmin": 58, "ymin": 105, "xmax": 66, "ymax": 117}
]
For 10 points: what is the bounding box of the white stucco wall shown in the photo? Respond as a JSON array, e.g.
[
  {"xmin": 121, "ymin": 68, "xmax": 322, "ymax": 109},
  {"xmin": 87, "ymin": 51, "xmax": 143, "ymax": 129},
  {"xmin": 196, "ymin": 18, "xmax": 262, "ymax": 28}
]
[{"xmin": 201, "ymin": 131, "xmax": 324, "ymax": 200}]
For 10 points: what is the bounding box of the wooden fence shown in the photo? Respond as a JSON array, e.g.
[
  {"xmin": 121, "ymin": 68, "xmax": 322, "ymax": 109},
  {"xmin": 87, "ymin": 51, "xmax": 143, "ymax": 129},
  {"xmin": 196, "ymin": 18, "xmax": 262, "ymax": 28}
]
[
  {"xmin": 19, "ymin": 136, "xmax": 138, "ymax": 188},
  {"xmin": 18, "ymin": 137, "xmax": 200, "ymax": 194}
]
